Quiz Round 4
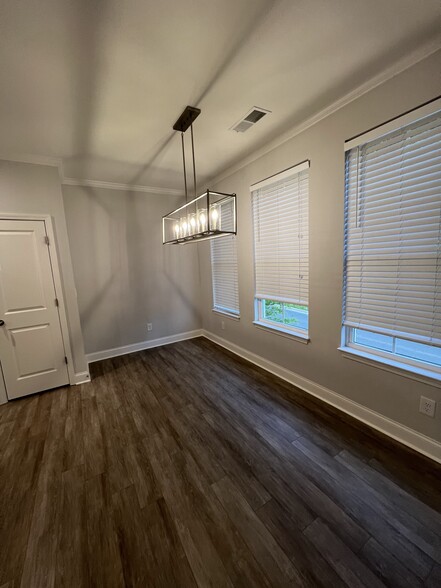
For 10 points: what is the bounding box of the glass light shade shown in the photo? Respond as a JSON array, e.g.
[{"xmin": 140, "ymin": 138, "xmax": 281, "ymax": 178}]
[
  {"xmin": 179, "ymin": 217, "xmax": 188, "ymax": 238},
  {"xmin": 197, "ymin": 208, "xmax": 207, "ymax": 233},
  {"xmin": 163, "ymin": 190, "xmax": 236, "ymax": 244},
  {"xmin": 209, "ymin": 204, "xmax": 221, "ymax": 231},
  {"xmin": 188, "ymin": 213, "xmax": 197, "ymax": 235}
]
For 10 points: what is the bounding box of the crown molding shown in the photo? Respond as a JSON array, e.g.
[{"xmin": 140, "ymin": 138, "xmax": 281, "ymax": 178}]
[
  {"xmin": 0, "ymin": 154, "xmax": 182, "ymax": 195},
  {"xmin": 0, "ymin": 153, "xmax": 62, "ymax": 168},
  {"xmin": 209, "ymin": 39, "xmax": 441, "ymax": 187},
  {"xmin": 2, "ymin": 40, "xmax": 439, "ymax": 194},
  {"xmin": 61, "ymin": 177, "xmax": 182, "ymax": 196}
]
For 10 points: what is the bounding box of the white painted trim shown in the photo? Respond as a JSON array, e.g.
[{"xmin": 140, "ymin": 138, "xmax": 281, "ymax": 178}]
[
  {"xmin": 0, "ymin": 154, "xmax": 62, "ymax": 168},
  {"xmin": 0, "ymin": 213, "xmax": 77, "ymax": 386},
  {"xmin": 209, "ymin": 40, "xmax": 441, "ymax": 187},
  {"xmin": 250, "ymin": 160, "xmax": 309, "ymax": 191},
  {"xmin": 339, "ymin": 347, "xmax": 441, "ymax": 389},
  {"xmin": 0, "ymin": 156, "xmax": 182, "ymax": 196},
  {"xmin": 0, "ymin": 362, "xmax": 7, "ymax": 405},
  {"xmin": 253, "ymin": 321, "xmax": 309, "ymax": 344},
  {"xmin": 202, "ymin": 330, "xmax": 441, "ymax": 464},
  {"xmin": 62, "ymin": 177, "xmax": 182, "ymax": 196},
  {"xmin": 344, "ymin": 96, "xmax": 441, "ymax": 150},
  {"xmin": 73, "ymin": 371, "xmax": 91, "ymax": 385},
  {"xmin": 86, "ymin": 329, "xmax": 204, "ymax": 363},
  {"xmin": 2, "ymin": 42, "xmax": 439, "ymax": 196},
  {"xmin": 212, "ymin": 309, "xmax": 241, "ymax": 321}
]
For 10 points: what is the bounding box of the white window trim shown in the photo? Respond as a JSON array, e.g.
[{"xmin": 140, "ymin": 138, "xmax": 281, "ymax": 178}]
[
  {"xmin": 342, "ymin": 99, "xmax": 441, "ymax": 382},
  {"xmin": 250, "ymin": 160, "xmax": 309, "ymax": 192},
  {"xmin": 251, "ymin": 160, "xmax": 310, "ymax": 341},
  {"xmin": 253, "ymin": 298, "xmax": 309, "ymax": 343},
  {"xmin": 341, "ymin": 324, "xmax": 441, "ymax": 379},
  {"xmin": 254, "ymin": 321, "xmax": 310, "ymax": 344},
  {"xmin": 345, "ymin": 96, "xmax": 441, "ymax": 151},
  {"xmin": 212, "ymin": 307, "xmax": 240, "ymax": 321},
  {"xmin": 340, "ymin": 345, "xmax": 441, "ymax": 388}
]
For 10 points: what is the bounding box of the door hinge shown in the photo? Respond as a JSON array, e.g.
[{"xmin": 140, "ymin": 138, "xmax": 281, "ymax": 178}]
[
  {"xmin": 44, "ymin": 235, "xmax": 50, "ymax": 246},
  {"xmin": 55, "ymin": 298, "xmax": 59, "ymax": 307},
  {"xmin": 64, "ymin": 356, "xmax": 68, "ymax": 365}
]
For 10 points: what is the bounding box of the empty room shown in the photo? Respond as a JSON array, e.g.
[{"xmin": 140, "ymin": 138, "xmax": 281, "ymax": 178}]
[{"xmin": 0, "ymin": 1, "xmax": 440, "ymax": 586}]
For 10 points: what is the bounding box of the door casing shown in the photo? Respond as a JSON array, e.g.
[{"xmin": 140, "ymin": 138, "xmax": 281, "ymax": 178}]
[{"xmin": 0, "ymin": 213, "xmax": 76, "ymax": 402}]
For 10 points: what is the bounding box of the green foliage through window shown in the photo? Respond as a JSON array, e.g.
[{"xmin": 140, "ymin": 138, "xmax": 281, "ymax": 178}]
[{"xmin": 262, "ymin": 299, "xmax": 308, "ymax": 331}]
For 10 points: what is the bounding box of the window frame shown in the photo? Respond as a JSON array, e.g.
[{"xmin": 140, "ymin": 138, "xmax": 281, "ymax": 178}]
[
  {"xmin": 212, "ymin": 306, "xmax": 240, "ymax": 320},
  {"xmin": 342, "ymin": 326, "xmax": 441, "ymax": 378},
  {"xmin": 251, "ymin": 160, "xmax": 310, "ymax": 341},
  {"xmin": 254, "ymin": 297, "xmax": 309, "ymax": 340},
  {"xmin": 340, "ymin": 97, "xmax": 441, "ymax": 382}
]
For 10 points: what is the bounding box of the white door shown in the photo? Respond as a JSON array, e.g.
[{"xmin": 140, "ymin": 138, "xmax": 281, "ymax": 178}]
[{"xmin": 0, "ymin": 219, "xmax": 69, "ymax": 399}]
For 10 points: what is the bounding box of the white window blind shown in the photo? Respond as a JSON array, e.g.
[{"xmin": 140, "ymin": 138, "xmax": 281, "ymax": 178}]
[
  {"xmin": 210, "ymin": 201, "xmax": 239, "ymax": 315},
  {"xmin": 251, "ymin": 162, "xmax": 309, "ymax": 305},
  {"xmin": 343, "ymin": 109, "xmax": 441, "ymax": 347}
]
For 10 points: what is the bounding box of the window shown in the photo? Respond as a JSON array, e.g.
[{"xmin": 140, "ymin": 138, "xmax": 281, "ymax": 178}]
[
  {"xmin": 251, "ymin": 161, "xmax": 309, "ymax": 338},
  {"xmin": 342, "ymin": 101, "xmax": 441, "ymax": 380},
  {"xmin": 210, "ymin": 201, "xmax": 240, "ymax": 317}
]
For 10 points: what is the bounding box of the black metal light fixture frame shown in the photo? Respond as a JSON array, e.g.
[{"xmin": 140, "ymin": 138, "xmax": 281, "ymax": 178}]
[{"xmin": 162, "ymin": 106, "xmax": 237, "ymax": 245}]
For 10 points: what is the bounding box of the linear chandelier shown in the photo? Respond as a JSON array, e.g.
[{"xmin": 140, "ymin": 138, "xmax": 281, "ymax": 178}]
[{"xmin": 162, "ymin": 106, "xmax": 237, "ymax": 245}]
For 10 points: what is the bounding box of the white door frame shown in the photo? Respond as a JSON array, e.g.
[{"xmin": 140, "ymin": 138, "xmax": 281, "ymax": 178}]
[{"xmin": 0, "ymin": 213, "xmax": 76, "ymax": 388}]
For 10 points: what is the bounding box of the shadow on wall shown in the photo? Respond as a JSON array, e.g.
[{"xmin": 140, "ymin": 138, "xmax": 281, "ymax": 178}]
[
  {"xmin": 163, "ymin": 243, "xmax": 202, "ymax": 323},
  {"xmin": 126, "ymin": 0, "xmax": 280, "ymax": 188},
  {"xmin": 65, "ymin": 0, "xmax": 280, "ymax": 189},
  {"xmin": 124, "ymin": 189, "xmax": 201, "ymax": 331},
  {"xmin": 68, "ymin": 0, "xmax": 109, "ymax": 182},
  {"xmin": 78, "ymin": 186, "xmax": 118, "ymax": 330},
  {"xmin": 208, "ymin": 22, "xmax": 441, "ymax": 181},
  {"xmin": 71, "ymin": 186, "xmax": 201, "ymax": 353}
]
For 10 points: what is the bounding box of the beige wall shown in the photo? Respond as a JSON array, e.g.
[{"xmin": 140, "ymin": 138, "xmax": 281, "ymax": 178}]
[
  {"xmin": 0, "ymin": 160, "xmax": 88, "ymax": 379},
  {"xmin": 199, "ymin": 50, "xmax": 441, "ymax": 443},
  {"xmin": 62, "ymin": 185, "xmax": 201, "ymax": 355}
]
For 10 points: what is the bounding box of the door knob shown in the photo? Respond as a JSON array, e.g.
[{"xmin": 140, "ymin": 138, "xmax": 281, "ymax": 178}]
[{"xmin": 0, "ymin": 320, "xmax": 4, "ymax": 326}]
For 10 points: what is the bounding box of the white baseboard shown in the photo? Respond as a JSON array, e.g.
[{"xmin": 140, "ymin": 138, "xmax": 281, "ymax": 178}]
[
  {"xmin": 86, "ymin": 329, "xmax": 204, "ymax": 364},
  {"xmin": 83, "ymin": 327, "xmax": 441, "ymax": 463},
  {"xmin": 202, "ymin": 330, "xmax": 441, "ymax": 464},
  {"xmin": 72, "ymin": 371, "xmax": 91, "ymax": 385}
]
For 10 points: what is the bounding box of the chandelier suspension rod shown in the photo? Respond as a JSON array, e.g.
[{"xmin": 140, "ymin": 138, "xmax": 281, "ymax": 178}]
[
  {"xmin": 181, "ymin": 132, "xmax": 188, "ymax": 203},
  {"xmin": 190, "ymin": 124, "xmax": 197, "ymax": 198}
]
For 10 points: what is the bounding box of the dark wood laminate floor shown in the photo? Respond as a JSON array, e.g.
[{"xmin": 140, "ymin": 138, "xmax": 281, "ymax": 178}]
[{"xmin": 1, "ymin": 337, "xmax": 441, "ymax": 587}]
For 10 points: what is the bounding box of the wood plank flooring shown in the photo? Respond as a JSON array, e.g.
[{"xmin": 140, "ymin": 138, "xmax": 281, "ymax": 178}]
[{"xmin": 1, "ymin": 337, "xmax": 440, "ymax": 587}]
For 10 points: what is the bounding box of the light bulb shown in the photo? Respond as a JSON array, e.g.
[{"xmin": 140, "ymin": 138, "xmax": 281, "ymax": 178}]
[
  {"xmin": 189, "ymin": 214, "xmax": 197, "ymax": 235},
  {"xmin": 174, "ymin": 223, "xmax": 180, "ymax": 238},
  {"xmin": 210, "ymin": 205, "xmax": 220, "ymax": 230},
  {"xmin": 180, "ymin": 217, "xmax": 187, "ymax": 237},
  {"xmin": 197, "ymin": 208, "xmax": 207, "ymax": 233}
]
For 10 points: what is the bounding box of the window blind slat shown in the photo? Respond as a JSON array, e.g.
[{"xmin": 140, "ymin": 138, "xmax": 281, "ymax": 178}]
[
  {"xmin": 210, "ymin": 201, "xmax": 240, "ymax": 315},
  {"xmin": 252, "ymin": 167, "xmax": 309, "ymax": 309},
  {"xmin": 343, "ymin": 110, "xmax": 441, "ymax": 346}
]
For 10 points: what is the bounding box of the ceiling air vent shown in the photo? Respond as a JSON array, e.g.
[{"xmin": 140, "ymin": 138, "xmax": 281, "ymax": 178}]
[{"xmin": 231, "ymin": 107, "xmax": 271, "ymax": 133}]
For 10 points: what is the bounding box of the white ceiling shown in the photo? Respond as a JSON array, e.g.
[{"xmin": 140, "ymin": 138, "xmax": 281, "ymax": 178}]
[{"xmin": 0, "ymin": 0, "xmax": 440, "ymax": 191}]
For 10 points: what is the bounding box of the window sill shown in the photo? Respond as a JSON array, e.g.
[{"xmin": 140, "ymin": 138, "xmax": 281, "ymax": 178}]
[
  {"xmin": 339, "ymin": 346, "xmax": 441, "ymax": 388},
  {"xmin": 212, "ymin": 308, "xmax": 240, "ymax": 321},
  {"xmin": 253, "ymin": 321, "xmax": 309, "ymax": 344}
]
